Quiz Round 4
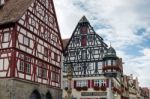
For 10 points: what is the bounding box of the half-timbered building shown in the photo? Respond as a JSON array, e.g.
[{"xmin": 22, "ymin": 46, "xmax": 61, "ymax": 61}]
[
  {"xmin": 62, "ymin": 16, "xmax": 123, "ymax": 99},
  {"xmin": 0, "ymin": 0, "xmax": 63, "ymax": 99}
]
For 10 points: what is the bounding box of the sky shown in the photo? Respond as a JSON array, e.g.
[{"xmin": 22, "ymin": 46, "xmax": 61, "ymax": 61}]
[{"xmin": 54, "ymin": 0, "xmax": 150, "ymax": 87}]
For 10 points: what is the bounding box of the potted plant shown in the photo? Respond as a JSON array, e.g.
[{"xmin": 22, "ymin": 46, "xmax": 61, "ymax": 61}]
[
  {"xmin": 64, "ymin": 87, "xmax": 68, "ymax": 91},
  {"xmin": 76, "ymin": 86, "xmax": 82, "ymax": 91},
  {"xmin": 93, "ymin": 86, "xmax": 100, "ymax": 91},
  {"xmin": 113, "ymin": 87, "xmax": 117, "ymax": 92},
  {"xmin": 101, "ymin": 86, "xmax": 106, "ymax": 91},
  {"xmin": 82, "ymin": 86, "xmax": 88, "ymax": 91}
]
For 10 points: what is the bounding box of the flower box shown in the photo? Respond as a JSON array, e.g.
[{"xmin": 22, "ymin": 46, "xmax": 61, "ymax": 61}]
[
  {"xmin": 82, "ymin": 86, "xmax": 88, "ymax": 90},
  {"xmin": 76, "ymin": 87, "xmax": 82, "ymax": 91},
  {"xmin": 101, "ymin": 86, "xmax": 106, "ymax": 91},
  {"xmin": 93, "ymin": 86, "xmax": 100, "ymax": 91}
]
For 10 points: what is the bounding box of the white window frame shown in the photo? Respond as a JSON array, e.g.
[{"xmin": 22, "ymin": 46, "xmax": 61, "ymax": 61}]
[
  {"xmin": 19, "ymin": 61, "xmax": 24, "ymax": 72},
  {"xmin": 107, "ymin": 60, "xmax": 111, "ymax": 66},
  {"xmin": 76, "ymin": 80, "xmax": 88, "ymax": 87},
  {"xmin": 113, "ymin": 60, "xmax": 116, "ymax": 66},
  {"xmin": 63, "ymin": 80, "xmax": 68, "ymax": 88},
  {"xmin": 2, "ymin": 32, "xmax": 9, "ymax": 42},
  {"xmin": 38, "ymin": 63, "xmax": 47, "ymax": 78},
  {"xmin": 101, "ymin": 79, "xmax": 106, "ymax": 86},
  {"xmin": 23, "ymin": 36, "xmax": 30, "ymax": 46},
  {"xmin": 94, "ymin": 79, "xmax": 106, "ymax": 86},
  {"xmin": 94, "ymin": 80, "xmax": 101, "ymax": 87},
  {"xmin": 25, "ymin": 57, "xmax": 31, "ymax": 74}
]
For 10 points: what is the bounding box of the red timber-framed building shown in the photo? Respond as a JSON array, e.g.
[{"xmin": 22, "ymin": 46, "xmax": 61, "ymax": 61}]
[
  {"xmin": 62, "ymin": 16, "xmax": 124, "ymax": 99},
  {"xmin": 0, "ymin": 0, "xmax": 63, "ymax": 99}
]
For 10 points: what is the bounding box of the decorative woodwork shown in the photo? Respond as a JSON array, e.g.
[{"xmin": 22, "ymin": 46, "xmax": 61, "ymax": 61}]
[{"xmin": 63, "ymin": 16, "xmax": 108, "ymax": 77}]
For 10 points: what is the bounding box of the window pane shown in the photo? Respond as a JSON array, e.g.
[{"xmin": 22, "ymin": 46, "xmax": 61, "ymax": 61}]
[
  {"xmin": 24, "ymin": 36, "xmax": 30, "ymax": 46},
  {"xmin": 113, "ymin": 60, "xmax": 116, "ymax": 65},
  {"xmin": 3, "ymin": 32, "xmax": 9, "ymax": 42},
  {"xmin": 19, "ymin": 61, "xmax": 24, "ymax": 72},
  {"xmin": 44, "ymin": 47, "xmax": 48, "ymax": 56},
  {"xmin": 107, "ymin": 60, "xmax": 111, "ymax": 65}
]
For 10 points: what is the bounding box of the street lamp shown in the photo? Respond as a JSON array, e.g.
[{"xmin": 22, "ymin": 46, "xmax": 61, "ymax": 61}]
[{"xmin": 66, "ymin": 64, "xmax": 73, "ymax": 99}]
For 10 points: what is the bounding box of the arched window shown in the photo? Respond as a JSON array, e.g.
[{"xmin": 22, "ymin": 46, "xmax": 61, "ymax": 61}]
[
  {"xmin": 30, "ymin": 90, "xmax": 41, "ymax": 99},
  {"xmin": 46, "ymin": 92, "xmax": 52, "ymax": 99}
]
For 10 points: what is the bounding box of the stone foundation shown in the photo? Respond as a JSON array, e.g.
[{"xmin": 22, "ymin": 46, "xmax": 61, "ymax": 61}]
[{"xmin": 0, "ymin": 78, "xmax": 62, "ymax": 99}]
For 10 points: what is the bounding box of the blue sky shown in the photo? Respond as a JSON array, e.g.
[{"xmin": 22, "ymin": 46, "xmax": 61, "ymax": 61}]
[{"xmin": 54, "ymin": 0, "xmax": 150, "ymax": 87}]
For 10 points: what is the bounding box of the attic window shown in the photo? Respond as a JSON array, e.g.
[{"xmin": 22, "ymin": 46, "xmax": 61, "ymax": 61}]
[{"xmin": 0, "ymin": 0, "xmax": 5, "ymax": 6}]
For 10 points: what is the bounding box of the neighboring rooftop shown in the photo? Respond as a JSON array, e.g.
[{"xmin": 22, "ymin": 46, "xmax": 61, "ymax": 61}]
[
  {"xmin": 0, "ymin": 0, "xmax": 34, "ymax": 25},
  {"xmin": 62, "ymin": 39, "xmax": 69, "ymax": 50}
]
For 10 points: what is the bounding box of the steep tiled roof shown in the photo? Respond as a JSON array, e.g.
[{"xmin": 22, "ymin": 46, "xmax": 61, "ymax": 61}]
[
  {"xmin": 62, "ymin": 39, "xmax": 69, "ymax": 50},
  {"xmin": 0, "ymin": 0, "xmax": 34, "ymax": 25}
]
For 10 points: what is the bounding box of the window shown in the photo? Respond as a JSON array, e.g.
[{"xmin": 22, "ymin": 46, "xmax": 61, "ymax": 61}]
[
  {"xmin": 76, "ymin": 80, "xmax": 88, "ymax": 87},
  {"xmin": 80, "ymin": 26, "xmax": 87, "ymax": 34},
  {"xmin": 63, "ymin": 81, "xmax": 68, "ymax": 88},
  {"xmin": 81, "ymin": 36, "xmax": 87, "ymax": 47},
  {"xmin": 52, "ymin": 34, "xmax": 57, "ymax": 42},
  {"xmin": 44, "ymin": 47, "xmax": 48, "ymax": 57},
  {"xmin": 2, "ymin": 32, "xmax": 9, "ymax": 42},
  {"xmin": 45, "ymin": 14, "xmax": 49, "ymax": 24},
  {"xmin": 75, "ymin": 37, "xmax": 80, "ymax": 44},
  {"xmin": 101, "ymin": 80, "xmax": 106, "ymax": 86},
  {"xmin": 25, "ymin": 56, "xmax": 31, "ymax": 74},
  {"xmin": 0, "ymin": 0, "xmax": 5, "ymax": 5},
  {"xmin": 38, "ymin": 63, "xmax": 47, "ymax": 78},
  {"xmin": 38, "ymin": 44, "xmax": 44, "ymax": 54},
  {"xmin": 98, "ymin": 62, "xmax": 102, "ymax": 69},
  {"xmin": 113, "ymin": 60, "xmax": 116, "ymax": 66},
  {"xmin": 94, "ymin": 80, "xmax": 101, "ymax": 87},
  {"xmin": 23, "ymin": 36, "xmax": 30, "ymax": 46},
  {"xmin": 54, "ymin": 53, "xmax": 58, "ymax": 61},
  {"xmin": 70, "ymin": 50, "xmax": 75, "ymax": 56},
  {"xmin": 19, "ymin": 61, "xmax": 24, "ymax": 72},
  {"xmin": 74, "ymin": 66, "xmax": 82, "ymax": 71},
  {"xmin": 94, "ymin": 79, "xmax": 106, "ymax": 87},
  {"xmin": 51, "ymin": 72, "xmax": 56, "ymax": 81},
  {"xmin": 19, "ymin": 55, "xmax": 31, "ymax": 74},
  {"xmin": 107, "ymin": 60, "xmax": 111, "ymax": 66},
  {"xmin": 81, "ymin": 50, "xmax": 87, "ymax": 59},
  {"xmin": 88, "ymin": 35, "xmax": 93, "ymax": 42},
  {"xmin": 31, "ymin": 19, "xmax": 36, "ymax": 27}
]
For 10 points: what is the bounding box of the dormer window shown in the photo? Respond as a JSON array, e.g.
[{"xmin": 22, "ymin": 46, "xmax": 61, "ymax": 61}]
[{"xmin": 0, "ymin": 0, "xmax": 5, "ymax": 6}]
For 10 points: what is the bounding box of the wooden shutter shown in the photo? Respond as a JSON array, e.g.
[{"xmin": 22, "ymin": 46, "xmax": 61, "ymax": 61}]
[
  {"xmin": 106, "ymin": 79, "xmax": 109, "ymax": 87},
  {"xmin": 74, "ymin": 80, "xmax": 76, "ymax": 88},
  {"xmin": 88, "ymin": 80, "xmax": 90, "ymax": 88}
]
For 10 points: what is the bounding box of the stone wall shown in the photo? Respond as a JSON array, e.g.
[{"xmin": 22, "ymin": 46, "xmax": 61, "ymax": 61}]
[{"xmin": 0, "ymin": 78, "xmax": 62, "ymax": 99}]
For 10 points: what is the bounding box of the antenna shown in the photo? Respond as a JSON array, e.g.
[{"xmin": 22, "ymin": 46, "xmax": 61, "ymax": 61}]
[{"xmin": 110, "ymin": 42, "xmax": 111, "ymax": 47}]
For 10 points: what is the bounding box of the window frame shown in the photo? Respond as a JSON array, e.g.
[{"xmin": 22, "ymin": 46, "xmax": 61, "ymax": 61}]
[
  {"xmin": 54, "ymin": 53, "xmax": 58, "ymax": 62},
  {"xmin": 76, "ymin": 80, "xmax": 88, "ymax": 87},
  {"xmin": 44, "ymin": 47, "xmax": 48, "ymax": 57},
  {"xmin": 38, "ymin": 62, "xmax": 47, "ymax": 79},
  {"xmin": 19, "ymin": 55, "xmax": 31, "ymax": 74},
  {"xmin": 23, "ymin": 36, "xmax": 30, "ymax": 47},
  {"xmin": 2, "ymin": 32, "xmax": 9, "ymax": 43}
]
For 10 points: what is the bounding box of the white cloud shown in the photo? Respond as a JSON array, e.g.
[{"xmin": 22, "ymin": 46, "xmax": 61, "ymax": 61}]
[
  {"xmin": 142, "ymin": 48, "xmax": 150, "ymax": 57},
  {"xmin": 117, "ymin": 49, "xmax": 150, "ymax": 87}
]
